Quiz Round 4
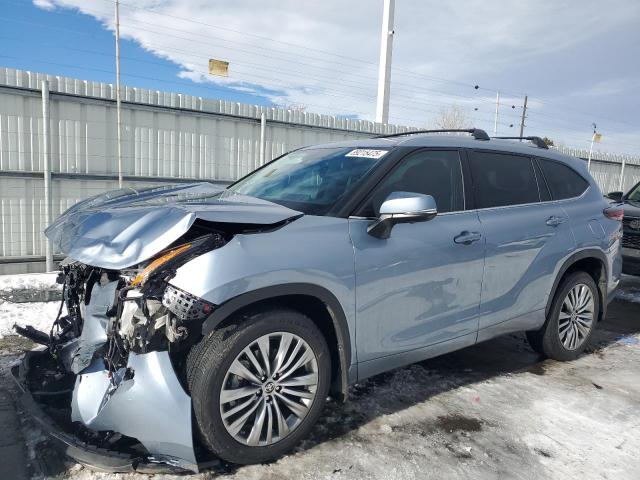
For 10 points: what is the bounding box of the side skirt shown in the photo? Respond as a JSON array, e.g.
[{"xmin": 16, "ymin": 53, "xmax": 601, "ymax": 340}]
[
  {"xmin": 355, "ymin": 332, "xmax": 477, "ymax": 382},
  {"xmin": 476, "ymin": 309, "xmax": 546, "ymax": 343}
]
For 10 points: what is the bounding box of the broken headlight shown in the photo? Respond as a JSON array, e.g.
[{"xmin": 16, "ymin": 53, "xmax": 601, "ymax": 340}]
[{"xmin": 131, "ymin": 233, "xmax": 226, "ymax": 288}]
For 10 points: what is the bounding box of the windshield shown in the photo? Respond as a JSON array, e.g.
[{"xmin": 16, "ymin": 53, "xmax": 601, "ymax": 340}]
[
  {"xmin": 227, "ymin": 147, "xmax": 390, "ymax": 215},
  {"xmin": 628, "ymin": 183, "xmax": 640, "ymax": 202}
]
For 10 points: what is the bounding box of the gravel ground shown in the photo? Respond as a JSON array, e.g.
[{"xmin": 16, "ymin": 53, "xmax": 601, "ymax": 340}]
[{"xmin": 0, "ymin": 276, "xmax": 638, "ymax": 480}]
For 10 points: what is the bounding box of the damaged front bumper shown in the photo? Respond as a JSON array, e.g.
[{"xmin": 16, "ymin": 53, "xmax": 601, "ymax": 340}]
[
  {"xmin": 12, "ymin": 256, "xmax": 221, "ymax": 473},
  {"xmin": 11, "ymin": 350, "xmax": 194, "ymax": 474},
  {"xmin": 12, "ymin": 345, "xmax": 203, "ymax": 473}
]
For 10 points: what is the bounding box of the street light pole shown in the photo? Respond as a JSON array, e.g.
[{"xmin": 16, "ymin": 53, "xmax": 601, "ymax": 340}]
[
  {"xmin": 115, "ymin": 0, "xmax": 123, "ymax": 188},
  {"xmin": 375, "ymin": 0, "xmax": 395, "ymax": 125}
]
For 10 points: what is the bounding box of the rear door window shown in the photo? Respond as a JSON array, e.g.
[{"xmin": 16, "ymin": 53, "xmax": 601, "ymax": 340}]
[
  {"xmin": 538, "ymin": 158, "xmax": 589, "ymax": 200},
  {"xmin": 469, "ymin": 151, "xmax": 540, "ymax": 208}
]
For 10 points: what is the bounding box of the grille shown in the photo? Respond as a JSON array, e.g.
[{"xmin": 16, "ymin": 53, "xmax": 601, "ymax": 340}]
[
  {"xmin": 623, "ymin": 216, "xmax": 640, "ymax": 250},
  {"xmin": 623, "ymin": 216, "xmax": 638, "ymax": 228},
  {"xmin": 623, "ymin": 233, "xmax": 640, "ymax": 249}
]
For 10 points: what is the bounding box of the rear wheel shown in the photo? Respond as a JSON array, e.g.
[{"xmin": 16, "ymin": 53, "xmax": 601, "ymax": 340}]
[
  {"xmin": 526, "ymin": 271, "xmax": 599, "ymax": 361},
  {"xmin": 187, "ymin": 308, "xmax": 331, "ymax": 464}
]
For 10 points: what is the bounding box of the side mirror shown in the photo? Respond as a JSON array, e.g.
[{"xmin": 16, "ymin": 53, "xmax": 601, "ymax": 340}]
[
  {"xmin": 606, "ymin": 191, "xmax": 624, "ymax": 202},
  {"xmin": 367, "ymin": 192, "xmax": 438, "ymax": 239}
]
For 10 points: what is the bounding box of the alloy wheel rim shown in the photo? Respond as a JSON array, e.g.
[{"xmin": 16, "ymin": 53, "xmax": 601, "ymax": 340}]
[
  {"xmin": 219, "ymin": 332, "xmax": 319, "ymax": 446},
  {"xmin": 558, "ymin": 283, "xmax": 594, "ymax": 350}
]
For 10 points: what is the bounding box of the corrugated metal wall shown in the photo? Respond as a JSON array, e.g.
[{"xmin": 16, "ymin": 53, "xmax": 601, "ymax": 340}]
[
  {"xmin": 1, "ymin": 67, "xmax": 639, "ymax": 273},
  {"xmin": 0, "ymin": 67, "xmax": 413, "ymax": 272}
]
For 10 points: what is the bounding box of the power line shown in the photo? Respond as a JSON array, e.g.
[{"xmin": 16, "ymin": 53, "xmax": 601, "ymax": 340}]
[
  {"xmin": 11, "ymin": 0, "xmax": 639, "ymax": 131},
  {"xmin": 1, "ymin": 3, "xmax": 517, "ymax": 114},
  {"xmin": 108, "ymin": 0, "xmax": 517, "ymax": 95},
  {"xmin": 0, "ymin": 15, "xmax": 524, "ymax": 124},
  {"xmin": 6, "ymin": 2, "xmax": 639, "ymax": 149},
  {"xmin": 0, "ymin": 42, "xmax": 517, "ymax": 129}
]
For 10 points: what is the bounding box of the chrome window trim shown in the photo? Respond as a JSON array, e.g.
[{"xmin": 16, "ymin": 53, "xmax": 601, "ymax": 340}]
[{"xmin": 471, "ymin": 185, "xmax": 592, "ymax": 213}]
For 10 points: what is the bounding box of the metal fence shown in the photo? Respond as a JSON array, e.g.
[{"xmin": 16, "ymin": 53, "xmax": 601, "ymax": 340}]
[
  {"xmin": 0, "ymin": 67, "xmax": 414, "ymax": 273},
  {"xmin": 552, "ymin": 146, "xmax": 640, "ymax": 194},
  {"xmin": 1, "ymin": 67, "xmax": 639, "ymax": 273}
]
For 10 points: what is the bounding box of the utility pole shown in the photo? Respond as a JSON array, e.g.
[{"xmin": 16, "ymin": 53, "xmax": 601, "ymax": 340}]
[
  {"xmin": 115, "ymin": 0, "xmax": 123, "ymax": 188},
  {"xmin": 375, "ymin": 0, "xmax": 395, "ymax": 124},
  {"xmin": 518, "ymin": 95, "xmax": 528, "ymax": 138},
  {"xmin": 493, "ymin": 91, "xmax": 500, "ymax": 135}
]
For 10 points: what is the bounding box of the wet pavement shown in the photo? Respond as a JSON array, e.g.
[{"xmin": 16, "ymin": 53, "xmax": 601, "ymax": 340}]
[{"xmin": 0, "ymin": 275, "xmax": 638, "ymax": 480}]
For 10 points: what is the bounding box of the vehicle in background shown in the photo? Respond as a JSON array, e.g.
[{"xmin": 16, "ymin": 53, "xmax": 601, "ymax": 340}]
[
  {"xmin": 13, "ymin": 129, "xmax": 623, "ymax": 473},
  {"xmin": 607, "ymin": 181, "xmax": 640, "ymax": 275}
]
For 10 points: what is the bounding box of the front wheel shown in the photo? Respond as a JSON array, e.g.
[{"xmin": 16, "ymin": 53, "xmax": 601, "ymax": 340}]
[
  {"xmin": 186, "ymin": 308, "xmax": 331, "ymax": 464},
  {"xmin": 526, "ymin": 271, "xmax": 600, "ymax": 361}
]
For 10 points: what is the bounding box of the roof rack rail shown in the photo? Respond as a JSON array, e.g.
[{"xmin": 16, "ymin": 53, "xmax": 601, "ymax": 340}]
[
  {"xmin": 375, "ymin": 128, "xmax": 490, "ymax": 141},
  {"xmin": 493, "ymin": 136, "xmax": 549, "ymax": 149}
]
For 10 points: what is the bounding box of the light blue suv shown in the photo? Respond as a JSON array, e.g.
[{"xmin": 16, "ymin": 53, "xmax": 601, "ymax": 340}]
[{"xmin": 15, "ymin": 129, "xmax": 623, "ymax": 472}]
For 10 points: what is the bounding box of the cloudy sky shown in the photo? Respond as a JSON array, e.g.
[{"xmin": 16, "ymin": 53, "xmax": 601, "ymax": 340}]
[{"xmin": 4, "ymin": 0, "xmax": 640, "ymax": 154}]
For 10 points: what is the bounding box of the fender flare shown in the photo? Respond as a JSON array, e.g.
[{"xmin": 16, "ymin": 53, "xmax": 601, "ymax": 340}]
[
  {"xmin": 546, "ymin": 248, "xmax": 608, "ymax": 320},
  {"xmin": 201, "ymin": 283, "xmax": 352, "ymax": 400}
]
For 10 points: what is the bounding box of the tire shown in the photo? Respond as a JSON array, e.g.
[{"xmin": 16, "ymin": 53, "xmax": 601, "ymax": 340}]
[
  {"xmin": 526, "ymin": 271, "xmax": 600, "ymax": 361},
  {"xmin": 186, "ymin": 308, "xmax": 331, "ymax": 464}
]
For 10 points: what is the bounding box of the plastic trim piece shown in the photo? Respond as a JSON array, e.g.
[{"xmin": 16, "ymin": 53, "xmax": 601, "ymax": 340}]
[
  {"xmin": 201, "ymin": 283, "xmax": 353, "ymax": 400},
  {"xmin": 545, "ymin": 249, "xmax": 609, "ymax": 321}
]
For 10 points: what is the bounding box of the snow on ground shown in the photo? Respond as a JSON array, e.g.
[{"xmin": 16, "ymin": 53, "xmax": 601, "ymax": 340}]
[
  {"xmin": 0, "ymin": 272, "xmax": 59, "ymax": 298},
  {"xmin": 0, "ymin": 274, "xmax": 638, "ymax": 479},
  {"xmin": 0, "ymin": 300, "xmax": 64, "ymax": 339},
  {"xmin": 616, "ymin": 275, "xmax": 640, "ymax": 303},
  {"xmin": 0, "ymin": 273, "xmax": 63, "ymax": 338}
]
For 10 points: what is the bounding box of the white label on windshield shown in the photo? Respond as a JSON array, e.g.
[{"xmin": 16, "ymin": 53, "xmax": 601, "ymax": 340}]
[{"xmin": 345, "ymin": 149, "xmax": 388, "ymax": 159}]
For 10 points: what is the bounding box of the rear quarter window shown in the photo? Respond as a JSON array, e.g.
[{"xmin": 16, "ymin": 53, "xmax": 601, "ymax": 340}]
[{"xmin": 538, "ymin": 158, "xmax": 589, "ymax": 200}]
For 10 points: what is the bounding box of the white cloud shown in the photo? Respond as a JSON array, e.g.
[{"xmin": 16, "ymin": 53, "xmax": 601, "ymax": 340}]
[
  {"xmin": 567, "ymin": 78, "xmax": 637, "ymax": 98},
  {"xmin": 31, "ymin": 0, "xmax": 640, "ymax": 153},
  {"xmin": 32, "ymin": 0, "xmax": 56, "ymax": 11}
]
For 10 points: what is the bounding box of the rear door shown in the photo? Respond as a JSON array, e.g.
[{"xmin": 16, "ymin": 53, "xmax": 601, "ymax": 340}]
[{"xmin": 468, "ymin": 150, "xmax": 576, "ymax": 335}]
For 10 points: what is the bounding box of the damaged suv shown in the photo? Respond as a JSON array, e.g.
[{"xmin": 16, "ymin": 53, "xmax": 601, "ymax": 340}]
[{"xmin": 13, "ymin": 129, "xmax": 622, "ymax": 472}]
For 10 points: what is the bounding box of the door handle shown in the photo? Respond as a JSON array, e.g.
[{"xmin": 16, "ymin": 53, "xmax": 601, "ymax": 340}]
[
  {"xmin": 454, "ymin": 231, "xmax": 482, "ymax": 245},
  {"xmin": 546, "ymin": 215, "xmax": 567, "ymax": 227}
]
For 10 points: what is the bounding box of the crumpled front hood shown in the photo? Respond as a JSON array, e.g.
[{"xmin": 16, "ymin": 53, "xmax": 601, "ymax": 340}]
[{"xmin": 45, "ymin": 182, "xmax": 302, "ymax": 269}]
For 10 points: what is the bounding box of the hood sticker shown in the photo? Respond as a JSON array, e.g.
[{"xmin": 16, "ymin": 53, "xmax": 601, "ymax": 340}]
[{"xmin": 345, "ymin": 149, "xmax": 389, "ymax": 159}]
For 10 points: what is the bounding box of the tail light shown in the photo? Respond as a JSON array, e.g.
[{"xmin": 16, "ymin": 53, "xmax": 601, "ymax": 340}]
[{"xmin": 603, "ymin": 205, "xmax": 624, "ymax": 221}]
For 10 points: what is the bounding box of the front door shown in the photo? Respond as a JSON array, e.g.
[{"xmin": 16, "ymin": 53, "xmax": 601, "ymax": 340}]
[{"xmin": 349, "ymin": 149, "xmax": 485, "ymax": 375}]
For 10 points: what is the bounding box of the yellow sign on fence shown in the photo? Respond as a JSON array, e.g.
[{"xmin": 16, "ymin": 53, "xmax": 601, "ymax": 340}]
[{"xmin": 208, "ymin": 59, "xmax": 229, "ymax": 77}]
